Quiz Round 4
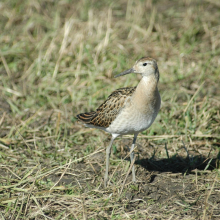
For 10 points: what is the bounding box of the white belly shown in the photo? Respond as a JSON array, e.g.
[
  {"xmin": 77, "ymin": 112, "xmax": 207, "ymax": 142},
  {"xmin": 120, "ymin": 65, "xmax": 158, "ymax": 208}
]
[{"xmin": 106, "ymin": 105, "xmax": 159, "ymax": 135}]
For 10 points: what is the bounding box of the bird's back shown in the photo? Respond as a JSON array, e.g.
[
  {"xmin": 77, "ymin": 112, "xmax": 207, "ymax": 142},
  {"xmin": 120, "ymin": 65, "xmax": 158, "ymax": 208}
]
[{"xmin": 77, "ymin": 87, "xmax": 136, "ymax": 128}]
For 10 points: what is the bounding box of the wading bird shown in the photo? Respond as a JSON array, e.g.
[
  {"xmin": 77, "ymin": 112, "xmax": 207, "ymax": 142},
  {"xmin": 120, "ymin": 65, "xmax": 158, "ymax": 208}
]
[{"xmin": 77, "ymin": 57, "xmax": 161, "ymax": 187}]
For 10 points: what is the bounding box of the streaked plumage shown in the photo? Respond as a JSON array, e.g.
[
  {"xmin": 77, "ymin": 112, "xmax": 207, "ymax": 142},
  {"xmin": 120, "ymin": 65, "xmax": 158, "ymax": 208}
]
[
  {"xmin": 77, "ymin": 57, "xmax": 161, "ymax": 187},
  {"xmin": 77, "ymin": 87, "xmax": 136, "ymax": 128}
]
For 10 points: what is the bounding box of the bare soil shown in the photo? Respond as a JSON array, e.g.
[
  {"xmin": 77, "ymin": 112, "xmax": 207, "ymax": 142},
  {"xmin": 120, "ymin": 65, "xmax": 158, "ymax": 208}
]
[{"xmin": 42, "ymin": 136, "xmax": 220, "ymax": 219}]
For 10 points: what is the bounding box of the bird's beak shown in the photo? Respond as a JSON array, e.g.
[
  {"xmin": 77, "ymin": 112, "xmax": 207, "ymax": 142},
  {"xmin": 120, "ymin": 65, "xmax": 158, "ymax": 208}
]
[{"xmin": 114, "ymin": 68, "xmax": 134, "ymax": 78}]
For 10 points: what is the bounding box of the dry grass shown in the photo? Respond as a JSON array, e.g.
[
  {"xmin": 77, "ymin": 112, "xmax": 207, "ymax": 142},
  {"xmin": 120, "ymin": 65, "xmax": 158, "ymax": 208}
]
[{"xmin": 0, "ymin": 0, "xmax": 220, "ymax": 219}]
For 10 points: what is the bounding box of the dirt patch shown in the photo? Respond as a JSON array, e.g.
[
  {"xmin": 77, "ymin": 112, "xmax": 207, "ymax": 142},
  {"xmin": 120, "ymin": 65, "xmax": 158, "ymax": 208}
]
[{"xmin": 40, "ymin": 142, "xmax": 220, "ymax": 219}]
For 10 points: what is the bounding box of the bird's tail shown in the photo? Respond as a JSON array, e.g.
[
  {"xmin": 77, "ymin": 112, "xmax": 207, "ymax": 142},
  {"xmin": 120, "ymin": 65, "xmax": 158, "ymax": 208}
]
[{"xmin": 76, "ymin": 111, "xmax": 97, "ymax": 123}]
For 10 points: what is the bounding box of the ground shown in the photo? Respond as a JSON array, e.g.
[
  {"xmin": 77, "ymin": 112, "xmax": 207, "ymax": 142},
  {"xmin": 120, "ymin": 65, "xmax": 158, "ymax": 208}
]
[{"xmin": 0, "ymin": 0, "xmax": 220, "ymax": 219}]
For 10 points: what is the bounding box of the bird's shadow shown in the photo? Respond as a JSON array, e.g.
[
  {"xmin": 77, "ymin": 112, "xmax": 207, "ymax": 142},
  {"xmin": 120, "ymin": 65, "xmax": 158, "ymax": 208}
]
[
  {"xmin": 136, "ymin": 154, "xmax": 218, "ymax": 174},
  {"xmin": 122, "ymin": 144, "xmax": 220, "ymax": 175}
]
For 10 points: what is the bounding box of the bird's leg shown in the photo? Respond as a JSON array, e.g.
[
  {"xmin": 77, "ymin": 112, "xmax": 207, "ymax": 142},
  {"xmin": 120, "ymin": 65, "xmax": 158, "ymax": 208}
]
[
  {"xmin": 104, "ymin": 136, "xmax": 115, "ymax": 187},
  {"xmin": 130, "ymin": 133, "xmax": 138, "ymax": 182}
]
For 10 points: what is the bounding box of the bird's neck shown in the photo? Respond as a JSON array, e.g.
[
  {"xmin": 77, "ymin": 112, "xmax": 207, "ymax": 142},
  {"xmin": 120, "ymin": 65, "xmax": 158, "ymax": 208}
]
[
  {"xmin": 132, "ymin": 75, "xmax": 159, "ymax": 107},
  {"xmin": 137, "ymin": 75, "xmax": 158, "ymax": 96}
]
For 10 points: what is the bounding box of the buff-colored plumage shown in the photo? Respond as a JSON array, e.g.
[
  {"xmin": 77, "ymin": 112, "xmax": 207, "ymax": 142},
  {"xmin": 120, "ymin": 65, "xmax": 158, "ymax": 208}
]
[
  {"xmin": 77, "ymin": 57, "xmax": 161, "ymax": 187},
  {"xmin": 77, "ymin": 87, "xmax": 136, "ymax": 128}
]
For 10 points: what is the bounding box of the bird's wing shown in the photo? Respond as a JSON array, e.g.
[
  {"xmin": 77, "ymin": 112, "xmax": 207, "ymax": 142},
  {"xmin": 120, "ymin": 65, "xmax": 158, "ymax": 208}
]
[{"xmin": 77, "ymin": 87, "xmax": 136, "ymax": 128}]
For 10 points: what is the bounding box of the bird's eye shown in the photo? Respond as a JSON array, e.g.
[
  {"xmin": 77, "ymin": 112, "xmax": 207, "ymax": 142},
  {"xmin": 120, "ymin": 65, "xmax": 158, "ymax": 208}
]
[{"xmin": 143, "ymin": 63, "xmax": 147, "ymax": 66}]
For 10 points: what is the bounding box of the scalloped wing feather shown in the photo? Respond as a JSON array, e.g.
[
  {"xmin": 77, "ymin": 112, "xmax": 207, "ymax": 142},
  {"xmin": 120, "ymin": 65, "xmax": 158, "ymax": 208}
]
[{"xmin": 77, "ymin": 87, "xmax": 136, "ymax": 127}]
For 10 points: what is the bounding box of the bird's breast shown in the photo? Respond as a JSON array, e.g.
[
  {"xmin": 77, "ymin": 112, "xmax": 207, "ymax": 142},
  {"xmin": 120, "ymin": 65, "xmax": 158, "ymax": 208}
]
[
  {"xmin": 106, "ymin": 76, "xmax": 161, "ymax": 135},
  {"xmin": 106, "ymin": 93, "xmax": 160, "ymax": 135}
]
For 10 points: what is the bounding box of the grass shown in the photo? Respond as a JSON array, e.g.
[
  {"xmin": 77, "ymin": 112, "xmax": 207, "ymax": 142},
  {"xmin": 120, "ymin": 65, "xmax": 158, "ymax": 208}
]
[{"xmin": 0, "ymin": 0, "xmax": 220, "ymax": 219}]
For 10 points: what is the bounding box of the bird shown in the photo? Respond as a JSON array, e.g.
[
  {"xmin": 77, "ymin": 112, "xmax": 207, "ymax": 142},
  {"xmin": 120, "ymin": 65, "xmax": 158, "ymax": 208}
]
[{"xmin": 77, "ymin": 57, "xmax": 161, "ymax": 187}]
